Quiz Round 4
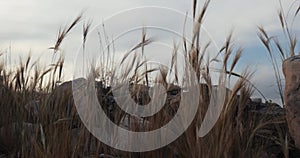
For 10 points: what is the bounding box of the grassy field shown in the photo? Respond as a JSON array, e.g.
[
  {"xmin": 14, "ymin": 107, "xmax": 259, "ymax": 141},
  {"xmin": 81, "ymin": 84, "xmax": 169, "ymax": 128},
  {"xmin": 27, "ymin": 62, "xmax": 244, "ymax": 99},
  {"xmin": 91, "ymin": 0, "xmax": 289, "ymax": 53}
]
[{"xmin": 0, "ymin": 0, "xmax": 300, "ymax": 157}]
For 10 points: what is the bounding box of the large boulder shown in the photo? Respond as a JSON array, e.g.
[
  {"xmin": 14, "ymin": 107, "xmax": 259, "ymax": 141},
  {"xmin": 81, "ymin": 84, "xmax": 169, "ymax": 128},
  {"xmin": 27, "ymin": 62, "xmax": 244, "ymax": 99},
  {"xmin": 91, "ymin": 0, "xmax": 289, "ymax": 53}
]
[{"xmin": 283, "ymin": 55, "xmax": 300, "ymax": 149}]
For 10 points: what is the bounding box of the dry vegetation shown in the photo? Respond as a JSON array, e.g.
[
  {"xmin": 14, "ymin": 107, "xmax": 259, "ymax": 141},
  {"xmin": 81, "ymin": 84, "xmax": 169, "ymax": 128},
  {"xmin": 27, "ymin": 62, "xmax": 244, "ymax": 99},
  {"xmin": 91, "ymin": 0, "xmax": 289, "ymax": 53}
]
[{"xmin": 0, "ymin": 0, "xmax": 299, "ymax": 157}]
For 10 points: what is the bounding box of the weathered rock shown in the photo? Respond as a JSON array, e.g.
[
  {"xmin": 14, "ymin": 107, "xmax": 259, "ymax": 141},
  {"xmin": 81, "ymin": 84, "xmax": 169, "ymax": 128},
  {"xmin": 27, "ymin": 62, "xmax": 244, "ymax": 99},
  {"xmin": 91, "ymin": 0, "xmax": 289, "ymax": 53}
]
[
  {"xmin": 247, "ymin": 101, "xmax": 285, "ymax": 116},
  {"xmin": 283, "ymin": 55, "xmax": 300, "ymax": 149}
]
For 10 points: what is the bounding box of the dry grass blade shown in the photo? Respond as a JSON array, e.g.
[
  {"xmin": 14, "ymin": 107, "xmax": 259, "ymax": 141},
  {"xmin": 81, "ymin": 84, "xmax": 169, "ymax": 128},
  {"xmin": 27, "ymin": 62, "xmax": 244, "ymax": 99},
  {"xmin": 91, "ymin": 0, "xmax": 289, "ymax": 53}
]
[
  {"xmin": 50, "ymin": 14, "xmax": 83, "ymax": 52},
  {"xmin": 295, "ymin": 5, "xmax": 300, "ymax": 16},
  {"xmin": 25, "ymin": 53, "xmax": 31, "ymax": 71},
  {"xmin": 39, "ymin": 67, "xmax": 53, "ymax": 83},
  {"xmin": 58, "ymin": 57, "xmax": 64, "ymax": 80},
  {"xmin": 203, "ymin": 54, "xmax": 212, "ymax": 86},
  {"xmin": 219, "ymin": 46, "xmax": 226, "ymax": 53},
  {"xmin": 229, "ymin": 47, "xmax": 243, "ymax": 77},
  {"xmin": 223, "ymin": 46, "xmax": 232, "ymax": 72},
  {"xmin": 140, "ymin": 68, "xmax": 159, "ymax": 77},
  {"xmin": 130, "ymin": 38, "xmax": 152, "ymax": 53},
  {"xmin": 278, "ymin": 11, "xmax": 285, "ymax": 29},
  {"xmin": 182, "ymin": 12, "xmax": 188, "ymax": 55},
  {"xmin": 158, "ymin": 66, "xmax": 168, "ymax": 87},
  {"xmin": 196, "ymin": 0, "xmax": 211, "ymax": 24},
  {"xmin": 120, "ymin": 52, "xmax": 138, "ymax": 80},
  {"xmin": 202, "ymin": 41, "xmax": 211, "ymax": 55},
  {"xmin": 199, "ymin": 41, "xmax": 210, "ymax": 63},
  {"xmin": 49, "ymin": 28, "xmax": 63, "ymax": 52},
  {"xmin": 52, "ymin": 60, "xmax": 60, "ymax": 80},
  {"xmin": 133, "ymin": 60, "xmax": 148, "ymax": 79},
  {"xmin": 258, "ymin": 26, "xmax": 269, "ymax": 39},
  {"xmin": 191, "ymin": 0, "xmax": 210, "ymax": 47},
  {"xmin": 274, "ymin": 38, "xmax": 285, "ymax": 60},
  {"xmin": 30, "ymin": 66, "xmax": 40, "ymax": 90},
  {"xmin": 230, "ymin": 71, "xmax": 251, "ymax": 100},
  {"xmin": 39, "ymin": 124, "xmax": 46, "ymax": 150},
  {"xmin": 214, "ymin": 32, "xmax": 234, "ymax": 66},
  {"xmin": 141, "ymin": 28, "xmax": 149, "ymax": 85},
  {"xmin": 225, "ymin": 32, "xmax": 233, "ymax": 51},
  {"xmin": 18, "ymin": 58, "xmax": 26, "ymax": 89},
  {"xmin": 120, "ymin": 38, "xmax": 153, "ymax": 65},
  {"xmin": 66, "ymin": 15, "xmax": 82, "ymax": 34},
  {"xmin": 82, "ymin": 20, "xmax": 91, "ymax": 75},
  {"xmin": 189, "ymin": 47, "xmax": 199, "ymax": 74},
  {"xmin": 14, "ymin": 70, "xmax": 21, "ymax": 90},
  {"xmin": 290, "ymin": 36, "xmax": 297, "ymax": 56},
  {"xmin": 170, "ymin": 42, "xmax": 178, "ymax": 72},
  {"xmin": 225, "ymin": 70, "xmax": 267, "ymax": 101},
  {"xmin": 211, "ymin": 45, "xmax": 225, "ymax": 62},
  {"xmin": 257, "ymin": 31, "xmax": 271, "ymax": 52},
  {"xmin": 170, "ymin": 42, "xmax": 179, "ymax": 83},
  {"xmin": 83, "ymin": 20, "xmax": 92, "ymax": 45},
  {"xmin": 141, "ymin": 28, "xmax": 146, "ymax": 56},
  {"xmin": 193, "ymin": 0, "xmax": 197, "ymax": 20}
]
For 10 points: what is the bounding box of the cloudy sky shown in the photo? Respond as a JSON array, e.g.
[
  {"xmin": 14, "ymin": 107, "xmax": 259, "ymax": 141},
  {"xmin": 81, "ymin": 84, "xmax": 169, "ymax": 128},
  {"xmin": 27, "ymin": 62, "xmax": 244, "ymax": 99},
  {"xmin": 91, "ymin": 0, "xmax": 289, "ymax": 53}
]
[{"xmin": 0, "ymin": 0, "xmax": 299, "ymax": 105}]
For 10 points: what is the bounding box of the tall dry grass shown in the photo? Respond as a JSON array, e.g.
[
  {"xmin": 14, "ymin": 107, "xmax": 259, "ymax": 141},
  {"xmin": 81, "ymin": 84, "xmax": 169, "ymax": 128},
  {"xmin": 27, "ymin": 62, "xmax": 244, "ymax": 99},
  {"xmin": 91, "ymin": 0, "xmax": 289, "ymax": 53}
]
[
  {"xmin": 257, "ymin": 0, "xmax": 300, "ymax": 105},
  {"xmin": 0, "ymin": 0, "xmax": 296, "ymax": 157}
]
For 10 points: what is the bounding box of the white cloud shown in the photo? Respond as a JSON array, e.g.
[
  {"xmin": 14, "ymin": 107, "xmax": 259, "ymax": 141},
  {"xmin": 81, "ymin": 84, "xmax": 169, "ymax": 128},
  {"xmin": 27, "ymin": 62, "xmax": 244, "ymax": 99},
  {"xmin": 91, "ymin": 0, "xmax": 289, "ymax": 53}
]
[{"xmin": 1, "ymin": 0, "xmax": 296, "ymax": 51}]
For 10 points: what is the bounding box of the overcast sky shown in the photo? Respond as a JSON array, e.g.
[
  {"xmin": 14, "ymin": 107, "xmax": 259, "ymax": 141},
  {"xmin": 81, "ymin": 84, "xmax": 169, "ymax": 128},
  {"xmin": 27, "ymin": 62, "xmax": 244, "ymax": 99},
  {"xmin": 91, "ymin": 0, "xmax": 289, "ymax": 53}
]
[{"xmin": 1, "ymin": 0, "xmax": 299, "ymax": 105}]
